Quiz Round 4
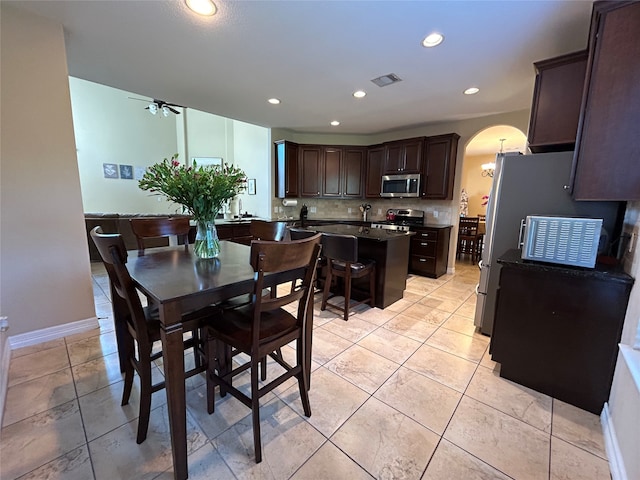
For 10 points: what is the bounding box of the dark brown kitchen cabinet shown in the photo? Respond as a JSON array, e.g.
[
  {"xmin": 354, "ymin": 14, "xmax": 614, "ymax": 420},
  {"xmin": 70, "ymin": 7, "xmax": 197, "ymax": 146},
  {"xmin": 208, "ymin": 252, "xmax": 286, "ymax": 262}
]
[
  {"xmin": 527, "ymin": 50, "xmax": 588, "ymax": 153},
  {"xmin": 299, "ymin": 145, "xmax": 322, "ymax": 197},
  {"xmin": 342, "ymin": 147, "xmax": 365, "ymax": 198},
  {"xmin": 409, "ymin": 226, "xmax": 451, "ymax": 278},
  {"xmin": 490, "ymin": 249, "xmax": 633, "ymax": 414},
  {"xmin": 422, "ymin": 133, "xmax": 460, "ymax": 200},
  {"xmin": 365, "ymin": 145, "xmax": 384, "ymax": 198},
  {"xmin": 275, "ymin": 140, "xmax": 299, "ymax": 198},
  {"xmin": 383, "ymin": 137, "xmax": 424, "ymax": 174},
  {"xmin": 571, "ymin": 0, "xmax": 640, "ymax": 200},
  {"xmin": 322, "ymin": 147, "xmax": 342, "ymax": 197}
]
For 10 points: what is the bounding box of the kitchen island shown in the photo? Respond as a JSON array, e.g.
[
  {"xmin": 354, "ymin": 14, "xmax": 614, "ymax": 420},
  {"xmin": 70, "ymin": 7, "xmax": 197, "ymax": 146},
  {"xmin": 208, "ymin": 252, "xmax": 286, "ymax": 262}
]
[{"xmin": 303, "ymin": 224, "xmax": 413, "ymax": 308}]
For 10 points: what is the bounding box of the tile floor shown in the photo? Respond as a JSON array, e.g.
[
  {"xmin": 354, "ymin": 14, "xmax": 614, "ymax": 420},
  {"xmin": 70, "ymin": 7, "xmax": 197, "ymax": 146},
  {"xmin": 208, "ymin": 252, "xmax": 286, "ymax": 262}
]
[{"xmin": 0, "ymin": 260, "xmax": 611, "ymax": 480}]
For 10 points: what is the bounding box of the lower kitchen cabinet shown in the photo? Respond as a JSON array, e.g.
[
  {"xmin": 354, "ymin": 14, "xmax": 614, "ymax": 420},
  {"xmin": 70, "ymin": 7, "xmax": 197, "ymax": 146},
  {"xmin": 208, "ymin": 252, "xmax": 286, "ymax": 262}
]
[
  {"xmin": 216, "ymin": 223, "xmax": 252, "ymax": 245},
  {"xmin": 490, "ymin": 249, "xmax": 633, "ymax": 414},
  {"xmin": 409, "ymin": 226, "xmax": 451, "ymax": 278}
]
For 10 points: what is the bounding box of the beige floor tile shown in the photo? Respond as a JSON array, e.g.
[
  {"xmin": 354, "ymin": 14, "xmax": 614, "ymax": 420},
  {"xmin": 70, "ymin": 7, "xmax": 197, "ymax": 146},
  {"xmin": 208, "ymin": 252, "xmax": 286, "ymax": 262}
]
[
  {"xmin": 11, "ymin": 338, "xmax": 66, "ymax": 359},
  {"xmin": 89, "ymin": 404, "xmax": 208, "ymax": 480},
  {"xmin": 332, "ymin": 397, "xmax": 439, "ymax": 480},
  {"xmin": 15, "ymin": 445, "xmax": 95, "ymax": 480},
  {"xmin": 552, "ymin": 400, "xmax": 607, "ymax": 459},
  {"xmin": 66, "ymin": 330, "xmax": 118, "ymax": 366},
  {"xmin": 72, "ymin": 351, "xmax": 124, "ymax": 396},
  {"xmin": 79, "ymin": 376, "xmax": 167, "ymax": 441},
  {"xmin": 382, "ymin": 313, "xmax": 438, "ymax": 343},
  {"xmin": 352, "ymin": 307, "xmax": 398, "ymax": 326},
  {"xmin": 155, "ymin": 442, "xmax": 235, "ymax": 480},
  {"xmin": 454, "ymin": 297, "xmax": 477, "ymax": 319},
  {"xmin": 325, "ymin": 344, "xmax": 399, "ymax": 394},
  {"xmin": 3, "ymin": 368, "xmax": 76, "ymax": 427},
  {"xmin": 0, "ymin": 400, "xmax": 86, "ymax": 480},
  {"xmin": 418, "ymin": 294, "xmax": 465, "ymax": 313},
  {"xmin": 444, "ymin": 396, "xmax": 550, "ymax": 480},
  {"xmin": 63, "ymin": 325, "xmax": 103, "ymax": 344},
  {"xmin": 385, "ymin": 297, "xmax": 415, "ymax": 313},
  {"xmin": 422, "ymin": 439, "xmax": 511, "ymax": 480},
  {"xmin": 7, "ymin": 345, "xmax": 70, "ymax": 387},
  {"xmin": 425, "ymin": 327, "xmax": 489, "ymax": 363},
  {"xmin": 310, "ymin": 327, "xmax": 354, "ymax": 365},
  {"xmin": 213, "ymin": 397, "xmax": 325, "ymax": 478},
  {"xmin": 374, "ymin": 367, "xmax": 461, "ymax": 435},
  {"xmin": 440, "ymin": 313, "xmax": 479, "ymax": 337},
  {"xmin": 320, "ymin": 316, "xmax": 379, "ymax": 343},
  {"xmin": 404, "ymin": 344, "xmax": 477, "ymax": 392},
  {"xmin": 550, "ymin": 436, "xmax": 611, "ymax": 480},
  {"xmin": 357, "ymin": 327, "xmax": 422, "ymax": 364},
  {"xmin": 480, "ymin": 347, "xmax": 500, "ymax": 370},
  {"xmin": 402, "ymin": 304, "xmax": 451, "ymax": 326},
  {"xmin": 280, "ymin": 366, "xmax": 369, "ymax": 437},
  {"xmin": 466, "ymin": 365, "xmax": 552, "ymax": 433},
  {"xmin": 290, "ymin": 441, "xmax": 374, "ymax": 480}
]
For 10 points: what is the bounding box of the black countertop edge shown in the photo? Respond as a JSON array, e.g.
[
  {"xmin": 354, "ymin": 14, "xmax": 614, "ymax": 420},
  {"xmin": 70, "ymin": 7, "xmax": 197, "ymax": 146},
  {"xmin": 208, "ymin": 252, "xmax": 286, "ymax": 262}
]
[
  {"xmin": 303, "ymin": 224, "xmax": 414, "ymax": 242},
  {"xmin": 497, "ymin": 249, "xmax": 634, "ymax": 285}
]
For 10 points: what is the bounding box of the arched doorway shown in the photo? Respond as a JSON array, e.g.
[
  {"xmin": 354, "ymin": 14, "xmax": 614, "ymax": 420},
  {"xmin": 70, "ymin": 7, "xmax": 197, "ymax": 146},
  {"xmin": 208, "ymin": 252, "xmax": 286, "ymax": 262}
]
[{"xmin": 459, "ymin": 125, "xmax": 527, "ymax": 217}]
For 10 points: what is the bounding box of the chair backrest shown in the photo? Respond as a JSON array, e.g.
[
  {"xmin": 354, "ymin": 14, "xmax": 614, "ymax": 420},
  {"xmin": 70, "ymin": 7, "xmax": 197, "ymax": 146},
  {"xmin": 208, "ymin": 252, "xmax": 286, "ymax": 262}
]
[
  {"xmin": 250, "ymin": 220, "xmax": 287, "ymax": 241},
  {"xmin": 90, "ymin": 226, "xmax": 151, "ymax": 350},
  {"xmin": 321, "ymin": 233, "xmax": 358, "ymax": 263},
  {"xmin": 459, "ymin": 217, "xmax": 479, "ymax": 236},
  {"xmin": 130, "ymin": 217, "xmax": 191, "ymax": 255},
  {"xmin": 289, "ymin": 227, "xmax": 317, "ymax": 240},
  {"xmin": 249, "ymin": 234, "xmax": 322, "ymax": 343}
]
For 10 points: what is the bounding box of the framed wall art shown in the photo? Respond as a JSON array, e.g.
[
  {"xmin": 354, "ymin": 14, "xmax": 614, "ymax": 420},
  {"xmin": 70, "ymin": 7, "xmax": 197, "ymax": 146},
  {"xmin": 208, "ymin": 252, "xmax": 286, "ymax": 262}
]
[
  {"xmin": 103, "ymin": 163, "xmax": 119, "ymax": 179},
  {"xmin": 247, "ymin": 178, "xmax": 256, "ymax": 195}
]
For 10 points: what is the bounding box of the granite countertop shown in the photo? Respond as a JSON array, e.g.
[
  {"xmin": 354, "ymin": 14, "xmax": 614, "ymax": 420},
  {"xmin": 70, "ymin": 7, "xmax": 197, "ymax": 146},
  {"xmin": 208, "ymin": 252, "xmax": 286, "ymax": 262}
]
[
  {"xmin": 497, "ymin": 248, "xmax": 634, "ymax": 285},
  {"xmin": 304, "ymin": 224, "xmax": 414, "ymax": 241}
]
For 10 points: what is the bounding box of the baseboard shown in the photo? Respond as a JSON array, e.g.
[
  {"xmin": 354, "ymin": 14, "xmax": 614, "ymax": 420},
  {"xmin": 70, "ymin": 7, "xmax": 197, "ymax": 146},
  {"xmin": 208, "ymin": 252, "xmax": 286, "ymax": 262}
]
[
  {"xmin": 8, "ymin": 316, "xmax": 99, "ymax": 350},
  {"xmin": 601, "ymin": 402, "xmax": 627, "ymax": 480}
]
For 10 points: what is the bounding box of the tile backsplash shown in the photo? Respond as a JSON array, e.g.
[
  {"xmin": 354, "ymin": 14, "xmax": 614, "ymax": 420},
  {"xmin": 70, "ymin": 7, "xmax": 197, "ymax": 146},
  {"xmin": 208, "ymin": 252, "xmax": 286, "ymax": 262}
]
[{"xmin": 271, "ymin": 197, "xmax": 456, "ymax": 226}]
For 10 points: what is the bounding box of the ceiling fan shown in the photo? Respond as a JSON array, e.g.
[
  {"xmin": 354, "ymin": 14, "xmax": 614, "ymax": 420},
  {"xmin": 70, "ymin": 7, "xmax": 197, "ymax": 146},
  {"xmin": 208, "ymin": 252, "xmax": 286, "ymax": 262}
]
[{"xmin": 129, "ymin": 97, "xmax": 185, "ymax": 116}]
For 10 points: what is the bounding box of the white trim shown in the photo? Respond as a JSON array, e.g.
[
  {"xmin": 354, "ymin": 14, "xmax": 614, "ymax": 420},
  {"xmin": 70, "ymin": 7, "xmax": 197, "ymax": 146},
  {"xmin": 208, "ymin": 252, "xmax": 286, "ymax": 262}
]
[
  {"xmin": 8, "ymin": 317, "xmax": 99, "ymax": 350},
  {"xmin": 618, "ymin": 344, "xmax": 640, "ymax": 393},
  {"xmin": 0, "ymin": 334, "xmax": 12, "ymax": 429},
  {"xmin": 601, "ymin": 402, "xmax": 628, "ymax": 480},
  {"xmin": 447, "ymin": 266, "xmax": 455, "ymax": 274}
]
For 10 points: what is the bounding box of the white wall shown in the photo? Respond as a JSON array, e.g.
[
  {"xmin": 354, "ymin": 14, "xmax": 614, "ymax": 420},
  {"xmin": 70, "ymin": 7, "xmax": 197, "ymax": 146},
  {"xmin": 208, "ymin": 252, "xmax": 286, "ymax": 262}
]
[
  {"xmin": 233, "ymin": 122, "xmax": 271, "ymax": 219},
  {"xmin": 0, "ymin": 6, "xmax": 95, "ymax": 337}
]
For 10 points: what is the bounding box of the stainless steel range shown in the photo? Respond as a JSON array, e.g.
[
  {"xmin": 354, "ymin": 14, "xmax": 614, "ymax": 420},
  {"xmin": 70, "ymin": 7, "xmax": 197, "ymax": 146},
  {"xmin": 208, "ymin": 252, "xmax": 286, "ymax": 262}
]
[{"xmin": 371, "ymin": 208, "xmax": 425, "ymax": 232}]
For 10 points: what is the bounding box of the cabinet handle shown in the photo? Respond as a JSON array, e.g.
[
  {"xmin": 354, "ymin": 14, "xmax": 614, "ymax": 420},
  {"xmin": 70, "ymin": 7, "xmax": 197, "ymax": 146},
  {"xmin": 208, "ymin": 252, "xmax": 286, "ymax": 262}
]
[
  {"xmin": 419, "ymin": 258, "xmax": 426, "ymax": 262},
  {"xmin": 563, "ymin": 185, "xmax": 570, "ymax": 190},
  {"xmin": 421, "ymin": 242, "xmax": 428, "ymax": 246}
]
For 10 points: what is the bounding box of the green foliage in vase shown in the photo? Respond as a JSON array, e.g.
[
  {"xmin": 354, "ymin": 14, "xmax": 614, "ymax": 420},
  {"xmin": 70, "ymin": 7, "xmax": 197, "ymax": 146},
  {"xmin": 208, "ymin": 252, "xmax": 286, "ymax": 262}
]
[{"xmin": 138, "ymin": 154, "xmax": 246, "ymax": 222}]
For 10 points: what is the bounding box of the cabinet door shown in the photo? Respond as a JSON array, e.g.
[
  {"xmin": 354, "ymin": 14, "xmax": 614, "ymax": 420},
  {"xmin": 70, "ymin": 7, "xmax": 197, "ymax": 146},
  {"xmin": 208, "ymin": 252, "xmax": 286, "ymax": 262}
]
[
  {"xmin": 383, "ymin": 142, "xmax": 404, "ymax": 173},
  {"xmin": 422, "ymin": 133, "xmax": 460, "ymax": 200},
  {"xmin": 343, "ymin": 148, "xmax": 365, "ymax": 198},
  {"xmin": 572, "ymin": 1, "xmax": 640, "ymax": 200},
  {"xmin": 299, "ymin": 145, "xmax": 322, "ymax": 197},
  {"xmin": 274, "ymin": 140, "xmax": 299, "ymax": 198},
  {"xmin": 401, "ymin": 138, "xmax": 424, "ymax": 173},
  {"xmin": 322, "ymin": 147, "xmax": 342, "ymax": 197},
  {"xmin": 365, "ymin": 146, "xmax": 384, "ymax": 198},
  {"xmin": 528, "ymin": 50, "xmax": 588, "ymax": 153}
]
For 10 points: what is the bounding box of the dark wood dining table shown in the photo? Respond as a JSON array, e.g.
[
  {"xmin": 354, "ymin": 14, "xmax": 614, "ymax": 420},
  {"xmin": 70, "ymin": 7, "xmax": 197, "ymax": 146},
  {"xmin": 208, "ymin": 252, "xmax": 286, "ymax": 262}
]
[{"xmin": 110, "ymin": 240, "xmax": 314, "ymax": 480}]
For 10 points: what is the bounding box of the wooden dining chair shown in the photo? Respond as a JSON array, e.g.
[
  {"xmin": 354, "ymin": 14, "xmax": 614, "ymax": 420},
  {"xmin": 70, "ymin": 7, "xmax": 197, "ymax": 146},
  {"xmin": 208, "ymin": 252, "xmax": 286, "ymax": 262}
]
[
  {"xmin": 130, "ymin": 216, "xmax": 191, "ymax": 255},
  {"xmin": 250, "ymin": 219, "xmax": 287, "ymax": 242},
  {"xmin": 290, "ymin": 227, "xmax": 326, "ymax": 291},
  {"xmin": 90, "ymin": 226, "xmax": 217, "ymax": 444},
  {"xmin": 457, "ymin": 216, "xmax": 481, "ymax": 263},
  {"xmin": 205, "ymin": 233, "xmax": 322, "ymax": 463},
  {"xmin": 320, "ymin": 233, "xmax": 375, "ymax": 321}
]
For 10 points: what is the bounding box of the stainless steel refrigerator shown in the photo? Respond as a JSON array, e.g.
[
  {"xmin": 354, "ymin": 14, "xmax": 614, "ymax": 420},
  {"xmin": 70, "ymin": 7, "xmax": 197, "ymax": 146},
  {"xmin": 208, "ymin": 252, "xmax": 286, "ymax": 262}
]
[{"xmin": 474, "ymin": 151, "xmax": 622, "ymax": 336}]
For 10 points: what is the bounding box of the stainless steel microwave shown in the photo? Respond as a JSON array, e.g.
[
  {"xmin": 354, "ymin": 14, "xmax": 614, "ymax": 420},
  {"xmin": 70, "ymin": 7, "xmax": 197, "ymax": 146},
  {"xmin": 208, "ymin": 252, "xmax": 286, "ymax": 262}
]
[{"xmin": 380, "ymin": 173, "xmax": 421, "ymax": 198}]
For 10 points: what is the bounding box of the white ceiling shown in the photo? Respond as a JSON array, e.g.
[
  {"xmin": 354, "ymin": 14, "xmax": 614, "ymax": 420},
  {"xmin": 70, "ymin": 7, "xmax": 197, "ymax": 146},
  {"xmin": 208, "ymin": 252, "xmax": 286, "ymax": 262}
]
[{"xmin": 9, "ymin": 0, "xmax": 593, "ymax": 139}]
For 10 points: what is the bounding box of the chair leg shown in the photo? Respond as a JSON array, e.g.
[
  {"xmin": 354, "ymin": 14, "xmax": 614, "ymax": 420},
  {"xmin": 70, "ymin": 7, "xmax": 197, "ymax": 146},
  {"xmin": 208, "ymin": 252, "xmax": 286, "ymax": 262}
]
[
  {"xmin": 120, "ymin": 336, "xmax": 135, "ymax": 406},
  {"xmin": 321, "ymin": 265, "xmax": 332, "ymax": 311},
  {"xmin": 136, "ymin": 349, "xmax": 153, "ymax": 444},
  {"xmin": 369, "ymin": 266, "xmax": 376, "ymax": 307},
  {"xmin": 343, "ymin": 272, "xmax": 352, "ymax": 321},
  {"xmin": 297, "ymin": 340, "xmax": 312, "ymax": 418},
  {"xmin": 250, "ymin": 356, "xmax": 262, "ymax": 463},
  {"xmin": 206, "ymin": 333, "xmax": 217, "ymax": 415},
  {"xmin": 260, "ymin": 356, "xmax": 267, "ymax": 381},
  {"xmin": 193, "ymin": 328, "xmax": 202, "ymax": 368}
]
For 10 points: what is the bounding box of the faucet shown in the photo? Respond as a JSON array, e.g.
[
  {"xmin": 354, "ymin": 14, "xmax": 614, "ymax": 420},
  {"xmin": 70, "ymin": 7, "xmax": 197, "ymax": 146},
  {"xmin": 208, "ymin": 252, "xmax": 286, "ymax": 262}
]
[{"xmin": 239, "ymin": 198, "xmax": 242, "ymax": 213}]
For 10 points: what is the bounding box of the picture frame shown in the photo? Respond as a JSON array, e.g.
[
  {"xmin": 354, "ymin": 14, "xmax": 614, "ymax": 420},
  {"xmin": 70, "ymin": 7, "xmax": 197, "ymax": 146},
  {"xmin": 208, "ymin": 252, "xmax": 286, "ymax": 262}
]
[
  {"xmin": 191, "ymin": 157, "xmax": 223, "ymax": 168},
  {"xmin": 103, "ymin": 163, "xmax": 119, "ymax": 179},
  {"xmin": 119, "ymin": 164, "xmax": 133, "ymax": 179},
  {"xmin": 247, "ymin": 178, "xmax": 256, "ymax": 195}
]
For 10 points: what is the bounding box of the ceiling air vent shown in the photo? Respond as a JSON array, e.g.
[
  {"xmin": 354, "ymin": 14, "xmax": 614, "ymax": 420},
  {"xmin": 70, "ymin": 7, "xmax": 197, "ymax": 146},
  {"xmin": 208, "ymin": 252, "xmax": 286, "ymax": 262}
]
[{"xmin": 371, "ymin": 73, "xmax": 402, "ymax": 87}]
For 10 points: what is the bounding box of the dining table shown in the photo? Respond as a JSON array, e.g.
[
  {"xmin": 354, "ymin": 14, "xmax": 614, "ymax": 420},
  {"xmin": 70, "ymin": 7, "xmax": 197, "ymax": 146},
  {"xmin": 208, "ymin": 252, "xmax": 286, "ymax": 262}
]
[{"xmin": 110, "ymin": 240, "xmax": 314, "ymax": 480}]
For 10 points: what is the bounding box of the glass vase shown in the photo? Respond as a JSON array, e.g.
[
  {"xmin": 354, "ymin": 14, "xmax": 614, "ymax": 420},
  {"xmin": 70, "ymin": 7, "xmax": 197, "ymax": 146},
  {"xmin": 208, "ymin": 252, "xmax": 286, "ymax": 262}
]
[{"xmin": 194, "ymin": 220, "xmax": 220, "ymax": 259}]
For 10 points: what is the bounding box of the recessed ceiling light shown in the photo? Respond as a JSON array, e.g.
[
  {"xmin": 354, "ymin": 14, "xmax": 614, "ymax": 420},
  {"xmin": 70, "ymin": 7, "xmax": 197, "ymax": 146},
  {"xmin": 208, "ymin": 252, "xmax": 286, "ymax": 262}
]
[
  {"xmin": 330, "ymin": 121, "xmax": 340, "ymax": 126},
  {"xmin": 464, "ymin": 87, "xmax": 480, "ymax": 95},
  {"xmin": 353, "ymin": 90, "xmax": 366, "ymax": 98},
  {"xmin": 185, "ymin": 0, "xmax": 216, "ymax": 16},
  {"xmin": 268, "ymin": 98, "xmax": 281, "ymax": 105},
  {"xmin": 422, "ymin": 32, "xmax": 444, "ymax": 48}
]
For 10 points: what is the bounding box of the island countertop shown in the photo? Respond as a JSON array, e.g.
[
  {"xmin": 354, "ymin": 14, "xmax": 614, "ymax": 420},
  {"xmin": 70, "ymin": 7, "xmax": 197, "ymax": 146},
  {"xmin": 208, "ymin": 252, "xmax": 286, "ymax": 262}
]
[{"xmin": 303, "ymin": 224, "xmax": 414, "ymax": 241}]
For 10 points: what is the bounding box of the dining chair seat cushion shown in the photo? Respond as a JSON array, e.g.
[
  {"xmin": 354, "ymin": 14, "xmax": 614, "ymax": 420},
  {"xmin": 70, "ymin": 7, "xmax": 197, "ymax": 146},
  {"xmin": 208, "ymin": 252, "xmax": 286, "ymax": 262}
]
[{"xmin": 330, "ymin": 259, "xmax": 374, "ymax": 272}]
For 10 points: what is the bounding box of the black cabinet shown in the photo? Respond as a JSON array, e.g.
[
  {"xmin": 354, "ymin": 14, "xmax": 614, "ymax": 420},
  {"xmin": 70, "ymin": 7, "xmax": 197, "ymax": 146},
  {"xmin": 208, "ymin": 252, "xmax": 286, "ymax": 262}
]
[
  {"xmin": 299, "ymin": 145, "xmax": 322, "ymax": 197},
  {"xmin": 571, "ymin": 1, "xmax": 640, "ymax": 200},
  {"xmin": 409, "ymin": 226, "xmax": 451, "ymax": 278},
  {"xmin": 365, "ymin": 145, "xmax": 384, "ymax": 198},
  {"xmin": 422, "ymin": 133, "xmax": 460, "ymax": 200},
  {"xmin": 275, "ymin": 140, "xmax": 299, "ymax": 198},
  {"xmin": 383, "ymin": 137, "xmax": 424, "ymax": 174},
  {"xmin": 490, "ymin": 249, "xmax": 633, "ymax": 414}
]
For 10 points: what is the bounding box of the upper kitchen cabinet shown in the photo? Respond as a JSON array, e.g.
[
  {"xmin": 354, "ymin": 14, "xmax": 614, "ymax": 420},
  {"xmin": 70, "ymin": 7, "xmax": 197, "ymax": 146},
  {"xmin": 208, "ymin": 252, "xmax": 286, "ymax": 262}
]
[
  {"xmin": 322, "ymin": 147, "xmax": 342, "ymax": 197},
  {"xmin": 383, "ymin": 137, "xmax": 424, "ymax": 174},
  {"xmin": 321, "ymin": 146, "xmax": 364, "ymax": 198},
  {"xmin": 421, "ymin": 133, "xmax": 460, "ymax": 200},
  {"xmin": 527, "ymin": 50, "xmax": 588, "ymax": 153},
  {"xmin": 571, "ymin": 0, "xmax": 640, "ymax": 200},
  {"xmin": 300, "ymin": 145, "xmax": 322, "ymax": 197},
  {"xmin": 365, "ymin": 145, "xmax": 385, "ymax": 198},
  {"xmin": 342, "ymin": 147, "xmax": 366, "ymax": 198},
  {"xmin": 275, "ymin": 140, "xmax": 299, "ymax": 198}
]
